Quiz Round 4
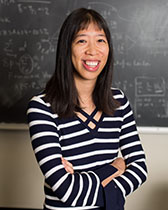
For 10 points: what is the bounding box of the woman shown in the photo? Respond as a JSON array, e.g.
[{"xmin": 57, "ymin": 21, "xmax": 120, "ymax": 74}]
[{"xmin": 27, "ymin": 8, "xmax": 147, "ymax": 210}]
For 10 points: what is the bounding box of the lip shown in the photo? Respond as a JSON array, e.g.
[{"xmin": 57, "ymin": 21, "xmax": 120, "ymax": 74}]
[{"xmin": 82, "ymin": 60, "xmax": 100, "ymax": 72}]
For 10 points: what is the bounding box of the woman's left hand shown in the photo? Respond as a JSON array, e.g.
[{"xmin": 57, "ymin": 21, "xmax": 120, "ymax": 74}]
[
  {"xmin": 61, "ymin": 157, "xmax": 74, "ymax": 174},
  {"xmin": 101, "ymin": 157, "xmax": 126, "ymax": 187}
]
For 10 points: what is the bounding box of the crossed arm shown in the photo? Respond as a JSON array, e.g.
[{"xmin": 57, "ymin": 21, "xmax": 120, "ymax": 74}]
[
  {"xmin": 62, "ymin": 157, "xmax": 126, "ymax": 187},
  {"xmin": 27, "ymin": 92, "xmax": 147, "ymax": 207}
]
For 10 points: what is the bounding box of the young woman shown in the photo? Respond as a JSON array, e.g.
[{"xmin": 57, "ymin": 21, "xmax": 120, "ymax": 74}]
[{"xmin": 27, "ymin": 8, "xmax": 147, "ymax": 210}]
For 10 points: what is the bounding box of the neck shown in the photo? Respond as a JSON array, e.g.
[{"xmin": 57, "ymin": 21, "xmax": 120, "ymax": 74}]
[{"xmin": 74, "ymin": 77, "xmax": 96, "ymax": 111}]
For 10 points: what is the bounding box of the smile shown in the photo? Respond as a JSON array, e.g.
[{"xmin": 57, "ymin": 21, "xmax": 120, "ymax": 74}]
[{"xmin": 82, "ymin": 60, "xmax": 100, "ymax": 71}]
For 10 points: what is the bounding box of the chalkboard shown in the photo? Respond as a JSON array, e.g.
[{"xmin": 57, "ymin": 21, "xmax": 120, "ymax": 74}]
[{"xmin": 0, "ymin": 0, "xmax": 168, "ymax": 127}]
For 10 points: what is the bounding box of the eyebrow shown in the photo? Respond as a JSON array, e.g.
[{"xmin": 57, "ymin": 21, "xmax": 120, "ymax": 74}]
[{"xmin": 75, "ymin": 34, "xmax": 106, "ymax": 38}]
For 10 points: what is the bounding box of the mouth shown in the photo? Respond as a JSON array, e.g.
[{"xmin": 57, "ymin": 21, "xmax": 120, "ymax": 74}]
[{"xmin": 82, "ymin": 60, "xmax": 100, "ymax": 71}]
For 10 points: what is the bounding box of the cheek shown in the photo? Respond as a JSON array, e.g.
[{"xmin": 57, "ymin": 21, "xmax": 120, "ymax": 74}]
[
  {"xmin": 71, "ymin": 48, "xmax": 77, "ymax": 62},
  {"xmin": 102, "ymin": 49, "xmax": 109, "ymax": 62},
  {"xmin": 71, "ymin": 52, "xmax": 80, "ymax": 70},
  {"xmin": 72, "ymin": 48, "xmax": 82, "ymax": 63}
]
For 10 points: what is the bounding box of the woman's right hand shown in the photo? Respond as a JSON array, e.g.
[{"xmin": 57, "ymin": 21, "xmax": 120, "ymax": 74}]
[
  {"xmin": 61, "ymin": 157, "xmax": 74, "ymax": 174},
  {"xmin": 101, "ymin": 157, "xmax": 126, "ymax": 187}
]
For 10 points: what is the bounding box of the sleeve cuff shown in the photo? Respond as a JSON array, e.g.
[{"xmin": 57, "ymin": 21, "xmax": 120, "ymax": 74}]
[{"xmin": 94, "ymin": 164, "xmax": 118, "ymax": 182}]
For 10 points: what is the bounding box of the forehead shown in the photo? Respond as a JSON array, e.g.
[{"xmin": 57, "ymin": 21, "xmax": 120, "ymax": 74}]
[{"xmin": 76, "ymin": 22, "xmax": 105, "ymax": 35}]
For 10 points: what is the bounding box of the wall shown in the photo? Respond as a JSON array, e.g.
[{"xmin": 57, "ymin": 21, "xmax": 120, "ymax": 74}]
[{"xmin": 0, "ymin": 128, "xmax": 168, "ymax": 210}]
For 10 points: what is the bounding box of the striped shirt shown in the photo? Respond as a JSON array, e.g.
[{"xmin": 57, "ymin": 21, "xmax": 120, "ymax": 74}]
[{"xmin": 27, "ymin": 88, "xmax": 147, "ymax": 210}]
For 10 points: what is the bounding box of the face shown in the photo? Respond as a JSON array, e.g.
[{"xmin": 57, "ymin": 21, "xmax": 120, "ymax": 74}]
[{"xmin": 71, "ymin": 23, "xmax": 109, "ymax": 83}]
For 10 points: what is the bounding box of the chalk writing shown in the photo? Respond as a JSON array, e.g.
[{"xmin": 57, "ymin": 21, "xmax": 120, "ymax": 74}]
[
  {"xmin": 114, "ymin": 59, "xmax": 151, "ymax": 69},
  {"xmin": 0, "ymin": 28, "xmax": 49, "ymax": 36},
  {"xmin": 19, "ymin": 54, "xmax": 34, "ymax": 75},
  {"xmin": 0, "ymin": 17, "xmax": 10, "ymax": 23},
  {"xmin": 17, "ymin": 3, "xmax": 50, "ymax": 15},
  {"xmin": 0, "ymin": 0, "xmax": 168, "ymax": 125},
  {"xmin": 135, "ymin": 97, "xmax": 168, "ymax": 119},
  {"xmin": 0, "ymin": 0, "xmax": 15, "ymax": 5},
  {"xmin": 135, "ymin": 77, "xmax": 166, "ymax": 96},
  {"xmin": 18, "ymin": 0, "xmax": 51, "ymax": 3}
]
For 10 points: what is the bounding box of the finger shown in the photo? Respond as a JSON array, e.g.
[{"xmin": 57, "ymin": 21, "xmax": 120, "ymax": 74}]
[
  {"xmin": 61, "ymin": 158, "xmax": 74, "ymax": 174},
  {"xmin": 65, "ymin": 160, "xmax": 73, "ymax": 168},
  {"xmin": 61, "ymin": 157, "xmax": 66, "ymax": 166},
  {"xmin": 65, "ymin": 165, "xmax": 74, "ymax": 174},
  {"xmin": 64, "ymin": 164, "xmax": 74, "ymax": 174},
  {"xmin": 62, "ymin": 158, "xmax": 74, "ymax": 168}
]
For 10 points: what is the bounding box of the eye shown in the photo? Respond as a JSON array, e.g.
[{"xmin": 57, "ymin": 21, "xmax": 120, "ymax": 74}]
[
  {"xmin": 97, "ymin": 39, "xmax": 106, "ymax": 43},
  {"xmin": 76, "ymin": 39, "xmax": 86, "ymax": 44}
]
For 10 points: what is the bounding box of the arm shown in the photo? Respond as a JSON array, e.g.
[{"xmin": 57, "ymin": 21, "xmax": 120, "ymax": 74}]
[
  {"xmin": 27, "ymin": 95, "xmax": 118, "ymax": 207},
  {"xmin": 62, "ymin": 157, "xmax": 126, "ymax": 187},
  {"xmin": 112, "ymin": 90, "xmax": 148, "ymax": 198}
]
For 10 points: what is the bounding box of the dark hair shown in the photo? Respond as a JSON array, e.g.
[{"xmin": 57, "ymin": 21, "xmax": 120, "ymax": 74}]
[{"xmin": 44, "ymin": 8, "xmax": 119, "ymax": 118}]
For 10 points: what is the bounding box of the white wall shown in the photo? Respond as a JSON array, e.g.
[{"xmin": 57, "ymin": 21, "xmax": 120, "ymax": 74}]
[{"xmin": 0, "ymin": 127, "xmax": 168, "ymax": 210}]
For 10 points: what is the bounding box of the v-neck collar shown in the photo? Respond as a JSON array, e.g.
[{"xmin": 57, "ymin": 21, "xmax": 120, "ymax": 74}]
[{"xmin": 75, "ymin": 107, "xmax": 104, "ymax": 135}]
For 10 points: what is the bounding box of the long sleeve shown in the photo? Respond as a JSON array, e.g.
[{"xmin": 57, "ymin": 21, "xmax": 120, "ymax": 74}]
[
  {"xmin": 112, "ymin": 90, "xmax": 148, "ymax": 198},
  {"xmin": 27, "ymin": 94, "xmax": 118, "ymax": 208}
]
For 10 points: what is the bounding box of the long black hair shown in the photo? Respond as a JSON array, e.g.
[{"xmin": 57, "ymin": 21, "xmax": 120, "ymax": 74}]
[{"xmin": 44, "ymin": 8, "xmax": 120, "ymax": 118}]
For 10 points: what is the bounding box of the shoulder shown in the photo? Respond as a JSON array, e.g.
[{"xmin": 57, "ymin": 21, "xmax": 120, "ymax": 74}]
[
  {"xmin": 111, "ymin": 87, "xmax": 131, "ymax": 111},
  {"xmin": 28, "ymin": 92, "xmax": 49, "ymax": 107},
  {"xmin": 27, "ymin": 92, "xmax": 57, "ymax": 116},
  {"xmin": 111, "ymin": 87, "xmax": 126, "ymax": 100}
]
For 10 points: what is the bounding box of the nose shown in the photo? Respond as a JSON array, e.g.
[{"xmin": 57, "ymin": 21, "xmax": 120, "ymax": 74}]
[{"xmin": 85, "ymin": 42, "xmax": 98, "ymax": 56}]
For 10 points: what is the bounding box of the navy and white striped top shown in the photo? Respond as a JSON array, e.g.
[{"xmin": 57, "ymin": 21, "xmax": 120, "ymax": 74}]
[{"xmin": 27, "ymin": 88, "xmax": 147, "ymax": 210}]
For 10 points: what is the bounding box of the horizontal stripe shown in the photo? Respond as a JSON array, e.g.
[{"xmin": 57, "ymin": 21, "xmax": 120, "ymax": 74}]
[
  {"xmin": 66, "ymin": 149, "xmax": 118, "ymax": 161},
  {"xmin": 34, "ymin": 143, "xmax": 60, "ymax": 153},
  {"xmin": 62, "ymin": 138, "xmax": 119, "ymax": 151},
  {"xmin": 103, "ymin": 117, "xmax": 123, "ymax": 122},
  {"xmin": 60, "ymin": 129, "xmax": 89, "ymax": 140},
  {"xmin": 29, "ymin": 120, "xmax": 57, "ymax": 128},
  {"xmin": 120, "ymin": 131, "xmax": 138, "ymax": 140},
  {"xmin": 117, "ymin": 100, "xmax": 129, "ymax": 110},
  {"xmin": 98, "ymin": 127, "xmax": 121, "ymax": 132},
  {"xmin": 73, "ymin": 158, "xmax": 116, "ymax": 170},
  {"xmin": 121, "ymin": 120, "xmax": 136, "ymax": 130},
  {"xmin": 113, "ymin": 93, "xmax": 124, "ymax": 99},
  {"xmin": 124, "ymin": 151, "xmax": 145, "ymax": 160},
  {"xmin": 31, "ymin": 131, "xmax": 59, "ymax": 141},
  {"xmin": 58, "ymin": 121, "xmax": 80, "ymax": 129},
  {"xmin": 120, "ymin": 141, "xmax": 141, "ymax": 150},
  {"xmin": 123, "ymin": 110, "xmax": 133, "ymax": 120},
  {"xmin": 45, "ymin": 194, "xmax": 59, "ymax": 201},
  {"xmin": 27, "ymin": 107, "xmax": 58, "ymax": 118},
  {"xmin": 39, "ymin": 154, "xmax": 61, "ymax": 166},
  {"xmin": 45, "ymin": 165, "xmax": 64, "ymax": 178},
  {"xmin": 44, "ymin": 204, "xmax": 99, "ymax": 210}
]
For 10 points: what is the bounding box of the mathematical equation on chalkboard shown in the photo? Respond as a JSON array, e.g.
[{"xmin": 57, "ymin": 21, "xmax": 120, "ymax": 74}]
[
  {"xmin": 0, "ymin": 0, "xmax": 168, "ymax": 126},
  {"xmin": 86, "ymin": 0, "xmax": 168, "ymax": 126}
]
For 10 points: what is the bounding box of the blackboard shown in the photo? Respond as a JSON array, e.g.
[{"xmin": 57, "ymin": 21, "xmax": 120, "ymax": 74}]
[{"xmin": 0, "ymin": 0, "xmax": 168, "ymax": 127}]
